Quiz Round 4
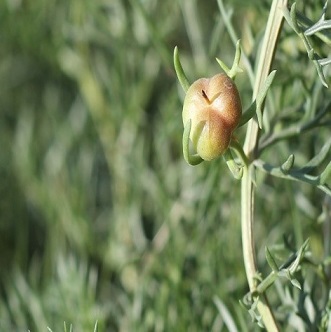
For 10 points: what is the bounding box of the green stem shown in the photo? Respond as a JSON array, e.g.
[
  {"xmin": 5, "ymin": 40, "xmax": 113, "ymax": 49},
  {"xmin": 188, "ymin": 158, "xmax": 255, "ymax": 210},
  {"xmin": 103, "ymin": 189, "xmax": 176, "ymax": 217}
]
[
  {"xmin": 253, "ymin": 159, "xmax": 331, "ymax": 196},
  {"xmin": 241, "ymin": 0, "xmax": 288, "ymax": 331},
  {"xmin": 283, "ymin": 4, "xmax": 329, "ymax": 87}
]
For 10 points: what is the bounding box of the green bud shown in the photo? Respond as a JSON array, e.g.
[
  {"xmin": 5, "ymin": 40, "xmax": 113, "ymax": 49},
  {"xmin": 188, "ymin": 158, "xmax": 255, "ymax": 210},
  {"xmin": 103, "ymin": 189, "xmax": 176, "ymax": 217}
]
[{"xmin": 182, "ymin": 73, "xmax": 242, "ymax": 161}]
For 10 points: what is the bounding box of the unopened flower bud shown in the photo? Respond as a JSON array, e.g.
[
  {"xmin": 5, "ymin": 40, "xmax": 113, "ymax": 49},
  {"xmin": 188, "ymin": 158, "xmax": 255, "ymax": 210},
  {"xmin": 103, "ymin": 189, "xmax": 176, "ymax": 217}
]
[{"xmin": 182, "ymin": 73, "xmax": 242, "ymax": 161}]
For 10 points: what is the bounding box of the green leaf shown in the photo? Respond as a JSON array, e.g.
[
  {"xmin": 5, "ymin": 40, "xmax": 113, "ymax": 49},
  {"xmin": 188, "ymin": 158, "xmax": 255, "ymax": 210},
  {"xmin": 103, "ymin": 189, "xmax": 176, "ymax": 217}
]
[
  {"xmin": 238, "ymin": 101, "xmax": 256, "ymax": 127},
  {"xmin": 174, "ymin": 46, "xmax": 190, "ymax": 92},
  {"xmin": 223, "ymin": 149, "xmax": 243, "ymax": 179},
  {"xmin": 213, "ymin": 296, "xmax": 239, "ymax": 332},
  {"xmin": 299, "ymin": 137, "xmax": 331, "ymax": 173},
  {"xmin": 284, "ymin": 3, "xmax": 329, "ymax": 87},
  {"xmin": 318, "ymin": 57, "xmax": 331, "ymax": 66},
  {"xmin": 290, "ymin": 278, "xmax": 302, "ymax": 289},
  {"xmin": 305, "ymin": 1, "xmax": 330, "ymax": 36},
  {"xmin": 281, "ymin": 154, "xmax": 295, "ymax": 173},
  {"xmin": 288, "ymin": 238, "xmax": 310, "ymax": 274},
  {"xmin": 254, "ymin": 159, "xmax": 331, "ymax": 196},
  {"xmin": 94, "ymin": 321, "xmax": 98, "ymax": 332},
  {"xmin": 255, "ymin": 70, "xmax": 277, "ymax": 129},
  {"xmin": 182, "ymin": 120, "xmax": 204, "ymax": 166},
  {"xmin": 216, "ymin": 40, "xmax": 243, "ymax": 79},
  {"xmin": 321, "ymin": 161, "xmax": 331, "ymax": 184},
  {"xmin": 265, "ymin": 247, "xmax": 279, "ymax": 272}
]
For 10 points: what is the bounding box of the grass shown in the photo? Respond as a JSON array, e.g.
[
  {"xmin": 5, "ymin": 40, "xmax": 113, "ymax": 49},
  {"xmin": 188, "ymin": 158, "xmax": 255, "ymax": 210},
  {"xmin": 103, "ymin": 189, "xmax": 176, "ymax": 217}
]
[{"xmin": 0, "ymin": 0, "xmax": 330, "ymax": 331}]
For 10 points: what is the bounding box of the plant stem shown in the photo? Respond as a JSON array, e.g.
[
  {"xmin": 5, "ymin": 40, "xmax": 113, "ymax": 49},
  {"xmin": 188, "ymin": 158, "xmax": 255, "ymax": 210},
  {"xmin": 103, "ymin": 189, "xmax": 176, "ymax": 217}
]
[{"xmin": 241, "ymin": 0, "xmax": 288, "ymax": 331}]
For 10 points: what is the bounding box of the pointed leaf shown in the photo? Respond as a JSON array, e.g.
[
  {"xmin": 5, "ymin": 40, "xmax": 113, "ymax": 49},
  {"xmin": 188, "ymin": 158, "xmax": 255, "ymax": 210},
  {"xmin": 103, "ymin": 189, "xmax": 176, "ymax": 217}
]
[
  {"xmin": 238, "ymin": 101, "xmax": 256, "ymax": 127},
  {"xmin": 223, "ymin": 149, "xmax": 243, "ymax": 179},
  {"xmin": 288, "ymin": 238, "xmax": 310, "ymax": 274},
  {"xmin": 321, "ymin": 161, "xmax": 331, "ymax": 184},
  {"xmin": 256, "ymin": 70, "xmax": 277, "ymax": 129},
  {"xmin": 265, "ymin": 247, "xmax": 279, "ymax": 272},
  {"xmin": 173, "ymin": 46, "xmax": 190, "ymax": 92},
  {"xmin": 318, "ymin": 57, "xmax": 331, "ymax": 66},
  {"xmin": 213, "ymin": 296, "xmax": 239, "ymax": 332},
  {"xmin": 281, "ymin": 154, "xmax": 295, "ymax": 173},
  {"xmin": 290, "ymin": 278, "xmax": 302, "ymax": 289},
  {"xmin": 299, "ymin": 137, "xmax": 331, "ymax": 173},
  {"xmin": 216, "ymin": 57, "xmax": 230, "ymax": 75}
]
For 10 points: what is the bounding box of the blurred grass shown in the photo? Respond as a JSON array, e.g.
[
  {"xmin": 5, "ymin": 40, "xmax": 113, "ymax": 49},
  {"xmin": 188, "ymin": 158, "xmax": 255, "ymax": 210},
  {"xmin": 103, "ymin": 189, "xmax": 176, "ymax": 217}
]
[{"xmin": 0, "ymin": 0, "xmax": 330, "ymax": 331}]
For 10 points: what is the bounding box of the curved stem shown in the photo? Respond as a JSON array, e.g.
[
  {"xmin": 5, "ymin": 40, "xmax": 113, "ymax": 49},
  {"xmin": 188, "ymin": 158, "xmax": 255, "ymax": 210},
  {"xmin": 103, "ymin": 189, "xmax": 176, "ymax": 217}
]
[
  {"xmin": 241, "ymin": 166, "xmax": 279, "ymax": 331},
  {"xmin": 241, "ymin": 167, "xmax": 257, "ymax": 290},
  {"xmin": 241, "ymin": 0, "xmax": 288, "ymax": 331}
]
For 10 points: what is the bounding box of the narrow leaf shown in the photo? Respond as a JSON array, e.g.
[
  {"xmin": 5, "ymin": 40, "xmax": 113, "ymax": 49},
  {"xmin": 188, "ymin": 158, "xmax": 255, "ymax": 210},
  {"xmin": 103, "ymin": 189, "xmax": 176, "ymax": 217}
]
[
  {"xmin": 300, "ymin": 137, "xmax": 331, "ymax": 173},
  {"xmin": 254, "ymin": 159, "xmax": 331, "ymax": 197},
  {"xmin": 318, "ymin": 57, "xmax": 331, "ymax": 66},
  {"xmin": 305, "ymin": 19, "xmax": 331, "ymax": 35},
  {"xmin": 290, "ymin": 278, "xmax": 302, "ymax": 289},
  {"xmin": 265, "ymin": 247, "xmax": 279, "ymax": 272},
  {"xmin": 223, "ymin": 149, "xmax": 243, "ymax": 179},
  {"xmin": 173, "ymin": 46, "xmax": 190, "ymax": 92},
  {"xmin": 238, "ymin": 101, "xmax": 256, "ymax": 127},
  {"xmin": 213, "ymin": 296, "xmax": 239, "ymax": 332},
  {"xmin": 290, "ymin": 3, "xmax": 301, "ymax": 34},
  {"xmin": 216, "ymin": 57, "xmax": 230, "ymax": 75},
  {"xmin": 288, "ymin": 238, "xmax": 310, "ymax": 274},
  {"xmin": 256, "ymin": 70, "xmax": 277, "ymax": 129},
  {"xmin": 281, "ymin": 154, "xmax": 295, "ymax": 173},
  {"xmin": 321, "ymin": 161, "xmax": 331, "ymax": 184}
]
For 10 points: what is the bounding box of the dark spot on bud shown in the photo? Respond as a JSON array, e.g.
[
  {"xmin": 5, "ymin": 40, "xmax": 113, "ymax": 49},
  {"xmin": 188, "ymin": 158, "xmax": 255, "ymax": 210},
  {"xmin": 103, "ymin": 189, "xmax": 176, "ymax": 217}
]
[{"xmin": 202, "ymin": 90, "xmax": 211, "ymax": 104}]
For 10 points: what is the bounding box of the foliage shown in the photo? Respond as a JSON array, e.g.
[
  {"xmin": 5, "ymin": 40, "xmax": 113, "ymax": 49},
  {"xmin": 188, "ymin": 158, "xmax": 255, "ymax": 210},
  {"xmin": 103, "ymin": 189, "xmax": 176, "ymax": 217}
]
[{"xmin": 0, "ymin": 0, "xmax": 330, "ymax": 331}]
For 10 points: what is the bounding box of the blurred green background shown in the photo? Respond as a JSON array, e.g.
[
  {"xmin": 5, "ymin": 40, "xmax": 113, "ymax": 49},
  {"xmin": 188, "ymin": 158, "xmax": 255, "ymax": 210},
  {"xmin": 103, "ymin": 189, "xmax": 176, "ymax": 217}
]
[{"xmin": 0, "ymin": 0, "xmax": 330, "ymax": 331}]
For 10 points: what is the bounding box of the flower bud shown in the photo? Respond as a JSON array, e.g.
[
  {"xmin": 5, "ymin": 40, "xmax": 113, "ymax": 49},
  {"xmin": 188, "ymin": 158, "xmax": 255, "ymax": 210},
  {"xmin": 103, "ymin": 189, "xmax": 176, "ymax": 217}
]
[{"xmin": 182, "ymin": 73, "xmax": 242, "ymax": 161}]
